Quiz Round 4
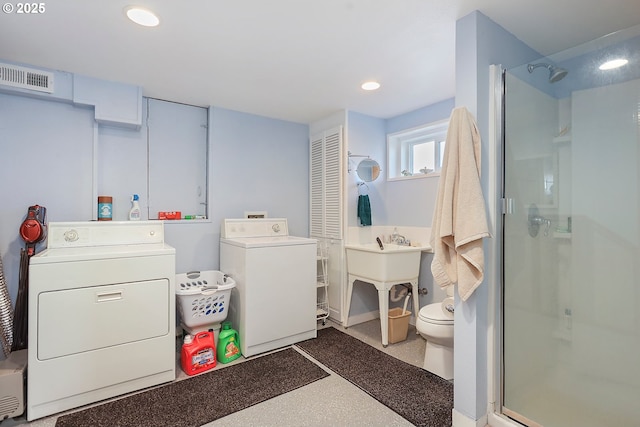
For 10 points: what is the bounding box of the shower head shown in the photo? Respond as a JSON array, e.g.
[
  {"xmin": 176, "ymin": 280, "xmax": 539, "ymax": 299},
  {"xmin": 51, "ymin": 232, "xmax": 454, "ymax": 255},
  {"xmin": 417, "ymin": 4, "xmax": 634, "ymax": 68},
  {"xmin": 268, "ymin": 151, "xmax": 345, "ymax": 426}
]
[
  {"xmin": 527, "ymin": 63, "xmax": 568, "ymax": 83},
  {"xmin": 548, "ymin": 66, "xmax": 569, "ymax": 83}
]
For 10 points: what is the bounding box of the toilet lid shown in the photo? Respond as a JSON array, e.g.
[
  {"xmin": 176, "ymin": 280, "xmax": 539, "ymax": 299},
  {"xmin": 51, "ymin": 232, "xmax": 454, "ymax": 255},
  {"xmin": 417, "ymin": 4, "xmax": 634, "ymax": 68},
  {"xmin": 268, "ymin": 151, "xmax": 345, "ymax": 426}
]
[{"xmin": 419, "ymin": 302, "xmax": 454, "ymax": 324}]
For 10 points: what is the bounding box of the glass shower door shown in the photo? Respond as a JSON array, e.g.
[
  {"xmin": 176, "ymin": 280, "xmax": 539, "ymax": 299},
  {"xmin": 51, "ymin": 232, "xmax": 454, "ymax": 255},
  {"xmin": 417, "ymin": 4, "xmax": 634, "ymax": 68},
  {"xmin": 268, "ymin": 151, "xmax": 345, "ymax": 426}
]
[{"xmin": 502, "ymin": 26, "xmax": 640, "ymax": 427}]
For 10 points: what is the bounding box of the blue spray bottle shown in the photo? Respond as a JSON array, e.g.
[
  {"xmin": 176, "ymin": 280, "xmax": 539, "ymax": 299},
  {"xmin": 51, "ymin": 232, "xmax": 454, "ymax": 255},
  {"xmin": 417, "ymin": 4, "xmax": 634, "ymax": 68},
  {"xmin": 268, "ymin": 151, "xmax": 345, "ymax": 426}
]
[{"xmin": 128, "ymin": 194, "xmax": 141, "ymax": 220}]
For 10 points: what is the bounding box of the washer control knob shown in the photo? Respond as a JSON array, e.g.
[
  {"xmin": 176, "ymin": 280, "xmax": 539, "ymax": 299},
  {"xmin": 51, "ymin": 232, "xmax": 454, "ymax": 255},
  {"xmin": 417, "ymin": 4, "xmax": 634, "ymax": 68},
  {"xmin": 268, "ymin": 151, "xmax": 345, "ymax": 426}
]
[
  {"xmin": 64, "ymin": 229, "xmax": 79, "ymax": 242},
  {"xmin": 272, "ymin": 224, "xmax": 281, "ymax": 233}
]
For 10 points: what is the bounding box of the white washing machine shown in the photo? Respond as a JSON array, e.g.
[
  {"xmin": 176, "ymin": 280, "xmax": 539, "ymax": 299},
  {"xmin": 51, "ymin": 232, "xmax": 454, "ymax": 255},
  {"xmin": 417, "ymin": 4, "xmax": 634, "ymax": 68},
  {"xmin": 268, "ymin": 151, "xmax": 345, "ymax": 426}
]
[
  {"xmin": 220, "ymin": 218, "xmax": 316, "ymax": 357},
  {"xmin": 27, "ymin": 221, "xmax": 176, "ymax": 421}
]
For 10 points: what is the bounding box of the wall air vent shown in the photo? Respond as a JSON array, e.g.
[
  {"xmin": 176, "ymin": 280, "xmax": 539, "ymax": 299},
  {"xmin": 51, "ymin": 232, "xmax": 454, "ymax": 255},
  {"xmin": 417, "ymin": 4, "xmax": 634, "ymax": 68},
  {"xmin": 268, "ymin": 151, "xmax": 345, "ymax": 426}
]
[{"xmin": 0, "ymin": 62, "xmax": 54, "ymax": 93}]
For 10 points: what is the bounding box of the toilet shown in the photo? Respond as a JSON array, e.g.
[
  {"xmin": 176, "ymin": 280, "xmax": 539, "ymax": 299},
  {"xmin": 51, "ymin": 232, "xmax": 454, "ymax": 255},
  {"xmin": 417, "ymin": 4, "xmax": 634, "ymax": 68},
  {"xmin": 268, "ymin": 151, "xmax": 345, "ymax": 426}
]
[{"xmin": 416, "ymin": 287, "xmax": 454, "ymax": 380}]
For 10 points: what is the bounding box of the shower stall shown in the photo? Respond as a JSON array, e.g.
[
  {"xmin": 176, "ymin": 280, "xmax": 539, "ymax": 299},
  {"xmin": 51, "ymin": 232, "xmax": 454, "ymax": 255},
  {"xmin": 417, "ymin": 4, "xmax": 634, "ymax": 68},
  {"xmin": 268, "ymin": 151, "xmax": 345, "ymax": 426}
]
[{"xmin": 500, "ymin": 25, "xmax": 640, "ymax": 427}]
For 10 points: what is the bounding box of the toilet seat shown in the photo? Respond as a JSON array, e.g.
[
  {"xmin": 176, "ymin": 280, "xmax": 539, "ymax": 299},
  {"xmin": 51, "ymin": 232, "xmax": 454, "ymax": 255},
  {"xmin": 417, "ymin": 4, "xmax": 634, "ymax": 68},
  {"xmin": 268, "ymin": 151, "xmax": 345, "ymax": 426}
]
[{"xmin": 419, "ymin": 303, "xmax": 454, "ymax": 325}]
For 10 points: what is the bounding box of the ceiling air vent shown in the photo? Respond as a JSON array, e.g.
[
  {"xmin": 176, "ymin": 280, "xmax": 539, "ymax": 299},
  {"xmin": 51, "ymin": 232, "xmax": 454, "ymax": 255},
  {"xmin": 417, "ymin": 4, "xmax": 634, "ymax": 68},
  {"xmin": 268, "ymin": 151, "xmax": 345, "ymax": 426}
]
[{"xmin": 0, "ymin": 62, "xmax": 54, "ymax": 93}]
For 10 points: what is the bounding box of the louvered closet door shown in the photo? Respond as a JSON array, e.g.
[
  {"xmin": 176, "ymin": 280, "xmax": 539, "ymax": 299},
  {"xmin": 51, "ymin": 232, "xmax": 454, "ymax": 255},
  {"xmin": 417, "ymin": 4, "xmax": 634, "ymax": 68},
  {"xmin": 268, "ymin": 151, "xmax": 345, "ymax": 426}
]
[
  {"xmin": 309, "ymin": 126, "xmax": 343, "ymax": 239},
  {"xmin": 310, "ymin": 134, "xmax": 324, "ymax": 238},
  {"xmin": 323, "ymin": 129, "xmax": 342, "ymax": 239}
]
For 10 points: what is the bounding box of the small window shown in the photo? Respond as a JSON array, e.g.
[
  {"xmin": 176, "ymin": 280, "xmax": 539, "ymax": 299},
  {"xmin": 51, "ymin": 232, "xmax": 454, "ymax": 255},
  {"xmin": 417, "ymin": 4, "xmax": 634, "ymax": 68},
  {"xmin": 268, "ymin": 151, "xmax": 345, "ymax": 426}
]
[{"xmin": 387, "ymin": 119, "xmax": 448, "ymax": 181}]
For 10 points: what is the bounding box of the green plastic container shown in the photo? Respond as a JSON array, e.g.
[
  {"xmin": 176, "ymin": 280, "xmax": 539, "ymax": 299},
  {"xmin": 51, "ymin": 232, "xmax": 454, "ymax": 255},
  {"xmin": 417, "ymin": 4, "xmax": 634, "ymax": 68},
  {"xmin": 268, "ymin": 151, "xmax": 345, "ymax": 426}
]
[{"xmin": 217, "ymin": 321, "xmax": 241, "ymax": 363}]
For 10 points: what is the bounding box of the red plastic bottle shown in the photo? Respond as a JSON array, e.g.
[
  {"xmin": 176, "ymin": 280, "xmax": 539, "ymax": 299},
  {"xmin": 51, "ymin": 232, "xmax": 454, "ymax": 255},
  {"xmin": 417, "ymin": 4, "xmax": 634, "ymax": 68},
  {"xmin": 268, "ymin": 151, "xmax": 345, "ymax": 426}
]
[{"xmin": 181, "ymin": 331, "xmax": 216, "ymax": 376}]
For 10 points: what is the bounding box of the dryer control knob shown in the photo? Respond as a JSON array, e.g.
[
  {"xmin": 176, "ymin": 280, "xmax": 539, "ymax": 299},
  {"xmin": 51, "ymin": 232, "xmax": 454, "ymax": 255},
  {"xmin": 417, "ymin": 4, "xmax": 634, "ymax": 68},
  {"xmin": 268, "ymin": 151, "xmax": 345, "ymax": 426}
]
[
  {"xmin": 272, "ymin": 224, "xmax": 280, "ymax": 233},
  {"xmin": 64, "ymin": 230, "xmax": 79, "ymax": 242}
]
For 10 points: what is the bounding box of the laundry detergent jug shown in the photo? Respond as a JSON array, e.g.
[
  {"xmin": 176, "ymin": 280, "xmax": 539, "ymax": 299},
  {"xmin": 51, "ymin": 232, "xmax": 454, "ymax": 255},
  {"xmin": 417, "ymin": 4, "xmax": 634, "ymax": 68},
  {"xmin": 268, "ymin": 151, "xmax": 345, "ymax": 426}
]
[
  {"xmin": 181, "ymin": 331, "xmax": 216, "ymax": 376},
  {"xmin": 217, "ymin": 321, "xmax": 241, "ymax": 363}
]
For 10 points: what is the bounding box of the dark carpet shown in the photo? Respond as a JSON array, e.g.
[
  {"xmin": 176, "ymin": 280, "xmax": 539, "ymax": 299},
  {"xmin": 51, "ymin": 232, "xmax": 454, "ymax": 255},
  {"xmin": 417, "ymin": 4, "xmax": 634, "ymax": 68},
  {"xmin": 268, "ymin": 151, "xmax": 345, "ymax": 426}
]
[
  {"xmin": 55, "ymin": 347, "xmax": 329, "ymax": 427},
  {"xmin": 296, "ymin": 327, "xmax": 453, "ymax": 427}
]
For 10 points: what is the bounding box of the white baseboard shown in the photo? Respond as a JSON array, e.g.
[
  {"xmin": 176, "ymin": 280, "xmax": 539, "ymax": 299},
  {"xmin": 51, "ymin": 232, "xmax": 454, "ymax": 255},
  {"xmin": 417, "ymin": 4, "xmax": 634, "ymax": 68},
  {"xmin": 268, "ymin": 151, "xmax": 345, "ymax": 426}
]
[{"xmin": 453, "ymin": 409, "xmax": 488, "ymax": 427}]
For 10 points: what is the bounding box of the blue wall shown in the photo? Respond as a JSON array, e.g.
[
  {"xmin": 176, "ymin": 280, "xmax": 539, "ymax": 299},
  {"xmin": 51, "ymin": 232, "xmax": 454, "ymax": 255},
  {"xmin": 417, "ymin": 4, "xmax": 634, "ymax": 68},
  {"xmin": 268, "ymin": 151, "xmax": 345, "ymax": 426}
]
[
  {"xmin": 0, "ymin": 84, "xmax": 309, "ymax": 304},
  {"xmin": 385, "ymin": 98, "xmax": 455, "ymax": 227},
  {"xmin": 346, "ymin": 111, "xmax": 387, "ymax": 226},
  {"xmin": 386, "ymin": 98, "xmax": 455, "ymax": 135},
  {"xmin": 0, "ymin": 94, "xmax": 95, "ymax": 303},
  {"xmin": 346, "ymin": 98, "xmax": 455, "ymax": 229},
  {"xmin": 208, "ymin": 106, "xmax": 310, "ymax": 269}
]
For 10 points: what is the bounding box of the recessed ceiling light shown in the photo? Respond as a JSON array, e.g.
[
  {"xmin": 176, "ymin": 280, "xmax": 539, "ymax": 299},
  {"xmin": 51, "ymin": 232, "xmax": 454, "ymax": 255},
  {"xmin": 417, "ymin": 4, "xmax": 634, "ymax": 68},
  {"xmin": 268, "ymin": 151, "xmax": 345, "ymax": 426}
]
[
  {"xmin": 361, "ymin": 81, "xmax": 381, "ymax": 91},
  {"xmin": 599, "ymin": 58, "xmax": 628, "ymax": 70},
  {"xmin": 125, "ymin": 6, "xmax": 159, "ymax": 27}
]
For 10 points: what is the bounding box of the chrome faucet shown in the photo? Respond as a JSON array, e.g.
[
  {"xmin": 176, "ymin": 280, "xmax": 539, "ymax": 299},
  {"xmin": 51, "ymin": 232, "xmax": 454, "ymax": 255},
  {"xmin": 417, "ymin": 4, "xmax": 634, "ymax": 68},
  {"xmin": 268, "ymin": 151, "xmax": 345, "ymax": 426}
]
[
  {"xmin": 394, "ymin": 235, "xmax": 411, "ymax": 246},
  {"xmin": 528, "ymin": 204, "xmax": 551, "ymax": 237},
  {"xmin": 390, "ymin": 227, "xmax": 411, "ymax": 246}
]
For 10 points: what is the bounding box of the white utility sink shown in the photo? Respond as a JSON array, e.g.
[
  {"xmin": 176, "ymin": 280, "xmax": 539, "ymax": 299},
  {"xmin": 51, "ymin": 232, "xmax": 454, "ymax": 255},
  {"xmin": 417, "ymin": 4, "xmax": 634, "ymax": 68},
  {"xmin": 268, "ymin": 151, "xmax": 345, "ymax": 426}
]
[
  {"xmin": 343, "ymin": 242, "xmax": 431, "ymax": 347},
  {"xmin": 344, "ymin": 243, "xmax": 423, "ymax": 283}
]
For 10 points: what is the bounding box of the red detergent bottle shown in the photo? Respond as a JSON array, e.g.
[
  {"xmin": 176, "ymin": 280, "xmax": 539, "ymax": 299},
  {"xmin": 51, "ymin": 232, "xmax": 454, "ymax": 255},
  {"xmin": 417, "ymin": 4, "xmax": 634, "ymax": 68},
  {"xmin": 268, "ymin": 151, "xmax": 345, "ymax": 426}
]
[{"xmin": 181, "ymin": 331, "xmax": 216, "ymax": 376}]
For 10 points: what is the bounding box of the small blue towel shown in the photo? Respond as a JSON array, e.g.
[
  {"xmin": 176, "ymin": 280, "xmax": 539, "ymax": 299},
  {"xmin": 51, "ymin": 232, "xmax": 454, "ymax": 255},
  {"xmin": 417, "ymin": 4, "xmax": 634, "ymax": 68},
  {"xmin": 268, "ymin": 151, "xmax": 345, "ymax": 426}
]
[{"xmin": 358, "ymin": 195, "xmax": 372, "ymax": 226}]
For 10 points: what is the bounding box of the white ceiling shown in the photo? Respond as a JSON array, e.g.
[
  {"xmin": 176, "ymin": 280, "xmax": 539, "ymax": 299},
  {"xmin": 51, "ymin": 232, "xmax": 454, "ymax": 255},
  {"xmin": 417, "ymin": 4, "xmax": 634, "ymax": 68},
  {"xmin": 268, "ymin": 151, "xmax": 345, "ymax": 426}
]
[{"xmin": 1, "ymin": 1, "xmax": 639, "ymax": 123}]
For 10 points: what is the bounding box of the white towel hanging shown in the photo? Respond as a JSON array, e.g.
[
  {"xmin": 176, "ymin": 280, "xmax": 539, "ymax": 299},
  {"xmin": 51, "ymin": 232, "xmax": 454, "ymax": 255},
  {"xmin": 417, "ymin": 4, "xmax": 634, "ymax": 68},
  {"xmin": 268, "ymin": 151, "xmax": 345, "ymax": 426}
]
[{"xmin": 430, "ymin": 107, "xmax": 490, "ymax": 301}]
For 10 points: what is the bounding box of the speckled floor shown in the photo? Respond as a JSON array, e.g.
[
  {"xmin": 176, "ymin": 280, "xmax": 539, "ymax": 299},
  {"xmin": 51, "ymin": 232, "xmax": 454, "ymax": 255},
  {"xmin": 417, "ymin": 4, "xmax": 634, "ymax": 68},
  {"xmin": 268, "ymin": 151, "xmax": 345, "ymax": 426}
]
[{"xmin": 7, "ymin": 319, "xmax": 429, "ymax": 427}]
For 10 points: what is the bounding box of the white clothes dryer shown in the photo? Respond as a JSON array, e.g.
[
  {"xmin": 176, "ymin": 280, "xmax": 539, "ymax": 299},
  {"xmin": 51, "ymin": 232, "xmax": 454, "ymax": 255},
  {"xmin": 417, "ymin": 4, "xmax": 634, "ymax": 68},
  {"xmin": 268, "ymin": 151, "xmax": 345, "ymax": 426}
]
[
  {"xmin": 27, "ymin": 221, "xmax": 176, "ymax": 421},
  {"xmin": 220, "ymin": 218, "xmax": 317, "ymax": 357}
]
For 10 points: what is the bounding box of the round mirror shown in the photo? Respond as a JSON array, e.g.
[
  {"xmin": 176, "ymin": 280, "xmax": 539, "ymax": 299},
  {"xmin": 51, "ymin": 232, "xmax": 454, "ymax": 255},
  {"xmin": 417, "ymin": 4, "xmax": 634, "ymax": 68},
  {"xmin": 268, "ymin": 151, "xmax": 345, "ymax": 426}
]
[{"xmin": 356, "ymin": 159, "xmax": 381, "ymax": 182}]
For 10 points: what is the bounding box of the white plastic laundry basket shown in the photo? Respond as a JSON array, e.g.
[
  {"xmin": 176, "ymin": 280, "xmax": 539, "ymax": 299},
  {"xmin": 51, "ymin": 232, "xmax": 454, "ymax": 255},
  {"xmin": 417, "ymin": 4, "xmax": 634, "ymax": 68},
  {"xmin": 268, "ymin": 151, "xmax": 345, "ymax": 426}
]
[{"xmin": 175, "ymin": 270, "xmax": 235, "ymax": 328}]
